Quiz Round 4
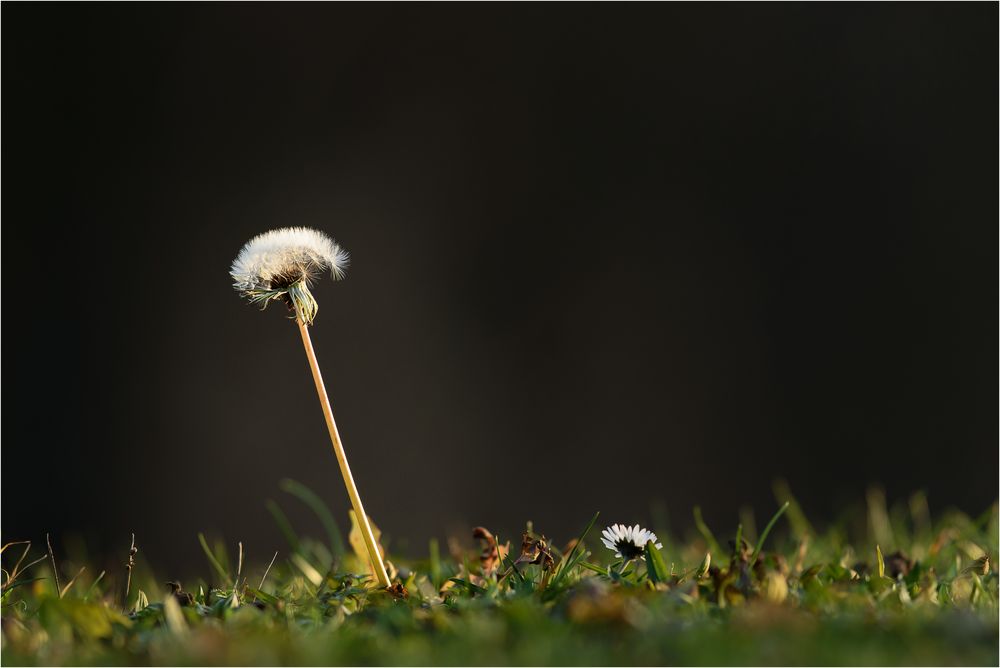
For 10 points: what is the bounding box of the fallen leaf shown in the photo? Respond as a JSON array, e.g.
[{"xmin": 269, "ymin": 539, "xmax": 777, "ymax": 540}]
[
  {"xmin": 348, "ymin": 511, "xmax": 386, "ymax": 578},
  {"xmin": 472, "ymin": 527, "xmax": 509, "ymax": 577}
]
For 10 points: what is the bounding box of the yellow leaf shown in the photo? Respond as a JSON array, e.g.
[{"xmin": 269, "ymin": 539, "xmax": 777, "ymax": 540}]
[{"xmin": 348, "ymin": 511, "xmax": 385, "ymax": 576}]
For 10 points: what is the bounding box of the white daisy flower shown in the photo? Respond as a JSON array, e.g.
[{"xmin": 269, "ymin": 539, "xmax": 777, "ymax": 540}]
[
  {"xmin": 600, "ymin": 524, "xmax": 662, "ymax": 560},
  {"xmin": 231, "ymin": 227, "xmax": 349, "ymax": 325}
]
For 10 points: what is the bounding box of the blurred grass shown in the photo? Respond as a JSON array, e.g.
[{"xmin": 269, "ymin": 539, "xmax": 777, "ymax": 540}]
[{"xmin": 2, "ymin": 485, "xmax": 997, "ymax": 666}]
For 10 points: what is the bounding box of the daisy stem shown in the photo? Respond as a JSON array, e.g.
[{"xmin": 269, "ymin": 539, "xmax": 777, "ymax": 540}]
[
  {"xmin": 296, "ymin": 319, "xmax": 391, "ymax": 589},
  {"xmin": 617, "ymin": 559, "xmax": 633, "ymax": 577}
]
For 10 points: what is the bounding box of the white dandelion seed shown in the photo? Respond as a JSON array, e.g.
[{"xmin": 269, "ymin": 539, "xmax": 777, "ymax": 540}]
[
  {"xmin": 230, "ymin": 227, "xmax": 392, "ymax": 590},
  {"xmin": 600, "ymin": 524, "xmax": 663, "ymax": 560},
  {"xmin": 230, "ymin": 226, "xmax": 350, "ymax": 326}
]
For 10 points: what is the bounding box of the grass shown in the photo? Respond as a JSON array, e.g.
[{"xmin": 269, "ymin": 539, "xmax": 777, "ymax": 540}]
[{"xmin": 2, "ymin": 484, "xmax": 997, "ymax": 666}]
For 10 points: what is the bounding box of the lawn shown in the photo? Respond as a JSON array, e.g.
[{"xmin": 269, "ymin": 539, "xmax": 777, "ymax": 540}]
[{"xmin": 2, "ymin": 484, "xmax": 997, "ymax": 666}]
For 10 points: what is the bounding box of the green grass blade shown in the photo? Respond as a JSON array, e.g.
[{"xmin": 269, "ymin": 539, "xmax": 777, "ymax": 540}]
[
  {"xmin": 83, "ymin": 570, "xmax": 105, "ymax": 601},
  {"xmin": 498, "ymin": 548, "xmax": 527, "ymax": 585},
  {"xmin": 693, "ymin": 506, "xmax": 723, "ymax": 556},
  {"xmin": 429, "ymin": 538, "xmax": 442, "ymax": 588},
  {"xmin": 198, "ymin": 533, "xmax": 233, "ymax": 586},
  {"xmin": 578, "ymin": 561, "xmax": 608, "ymax": 576},
  {"xmin": 279, "ymin": 478, "xmax": 346, "ymax": 559},
  {"xmin": 449, "ymin": 578, "xmax": 486, "ymax": 595},
  {"xmin": 265, "ymin": 499, "xmax": 300, "ymax": 553},
  {"xmin": 2, "ymin": 577, "xmax": 42, "ymax": 594},
  {"xmin": 773, "ymin": 479, "xmax": 814, "ymax": 539},
  {"xmin": 750, "ymin": 501, "xmax": 790, "ymax": 566},
  {"xmin": 644, "ymin": 541, "xmax": 669, "ymax": 584},
  {"xmin": 549, "ymin": 511, "xmax": 600, "ymax": 591}
]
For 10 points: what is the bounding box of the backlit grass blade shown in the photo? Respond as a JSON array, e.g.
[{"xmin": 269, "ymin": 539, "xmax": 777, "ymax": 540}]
[
  {"xmin": 429, "ymin": 539, "xmax": 442, "ymax": 588},
  {"xmin": 198, "ymin": 533, "xmax": 233, "ymax": 586},
  {"xmin": 265, "ymin": 499, "xmax": 301, "ymax": 553},
  {"xmin": 548, "ymin": 511, "xmax": 600, "ymax": 591},
  {"xmin": 280, "ymin": 478, "xmax": 346, "ymax": 559},
  {"xmin": 750, "ymin": 501, "xmax": 790, "ymax": 567},
  {"xmin": 693, "ymin": 506, "xmax": 723, "ymax": 556},
  {"xmin": 644, "ymin": 541, "xmax": 669, "ymax": 584}
]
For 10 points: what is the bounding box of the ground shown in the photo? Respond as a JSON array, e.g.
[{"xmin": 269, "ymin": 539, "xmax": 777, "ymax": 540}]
[{"xmin": 2, "ymin": 486, "xmax": 997, "ymax": 666}]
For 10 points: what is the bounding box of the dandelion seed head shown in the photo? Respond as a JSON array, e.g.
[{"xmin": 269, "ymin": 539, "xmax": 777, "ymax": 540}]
[
  {"xmin": 231, "ymin": 227, "xmax": 349, "ymax": 325},
  {"xmin": 231, "ymin": 227, "xmax": 349, "ymax": 290},
  {"xmin": 600, "ymin": 523, "xmax": 662, "ymax": 561}
]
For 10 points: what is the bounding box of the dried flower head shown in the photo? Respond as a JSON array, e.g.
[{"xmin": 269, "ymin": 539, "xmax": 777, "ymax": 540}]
[
  {"xmin": 601, "ymin": 524, "xmax": 662, "ymax": 561},
  {"xmin": 231, "ymin": 227, "xmax": 349, "ymax": 325}
]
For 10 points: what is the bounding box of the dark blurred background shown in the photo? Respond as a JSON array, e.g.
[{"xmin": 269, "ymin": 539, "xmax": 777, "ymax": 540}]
[{"xmin": 3, "ymin": 4, "xmax": 997, "ymax": 574}]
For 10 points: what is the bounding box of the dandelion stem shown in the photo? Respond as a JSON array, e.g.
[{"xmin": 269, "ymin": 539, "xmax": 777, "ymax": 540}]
[{"xmin": 296, "ymin": 319, "xmax": 391, "ymax": 588}]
